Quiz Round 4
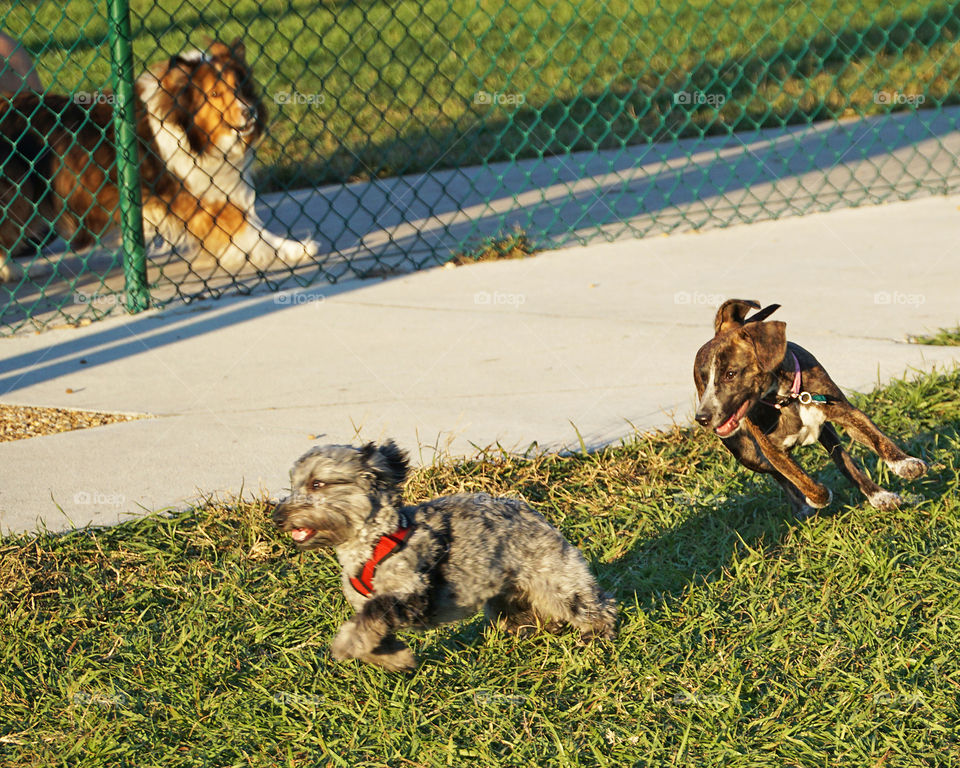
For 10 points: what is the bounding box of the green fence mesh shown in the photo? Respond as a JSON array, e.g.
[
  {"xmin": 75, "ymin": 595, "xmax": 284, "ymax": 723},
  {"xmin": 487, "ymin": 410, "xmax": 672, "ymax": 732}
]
[{"xmin": 1, "ymin": 0, "xmax": 959, "ymax": 334}]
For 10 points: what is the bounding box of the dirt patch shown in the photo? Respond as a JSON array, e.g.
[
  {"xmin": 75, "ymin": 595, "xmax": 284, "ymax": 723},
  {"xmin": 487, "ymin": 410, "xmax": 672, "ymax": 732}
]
[{"xmin": 0, "ymin": 403, "xmax": 148, "ymax": 442}]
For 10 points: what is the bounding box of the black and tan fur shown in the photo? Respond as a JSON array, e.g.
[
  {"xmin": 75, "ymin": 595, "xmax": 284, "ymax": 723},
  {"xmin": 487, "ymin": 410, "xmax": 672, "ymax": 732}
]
[{"xmin": 694, "ymin": 299, "xmax": 928, "ymax": 516}]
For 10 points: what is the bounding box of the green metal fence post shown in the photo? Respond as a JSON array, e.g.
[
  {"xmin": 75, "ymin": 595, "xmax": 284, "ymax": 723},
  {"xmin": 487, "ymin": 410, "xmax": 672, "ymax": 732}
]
[{"xmin": 107, "ymin": 0, "xmax": 149, "ymax": 313}]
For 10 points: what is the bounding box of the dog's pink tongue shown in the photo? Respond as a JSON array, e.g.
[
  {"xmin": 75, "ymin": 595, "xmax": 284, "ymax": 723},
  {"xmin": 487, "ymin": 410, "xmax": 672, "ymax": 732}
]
[
  {"xmin": 290, "ymin": 528, "xmax": 315, "ymax": 543},
  {"xmin": 716, "ymin": 412, "xmax": 739, "ymax": 437},
  {"xmin": 716, "ymin": 401, "xmax": 750, "ymax": 437}
]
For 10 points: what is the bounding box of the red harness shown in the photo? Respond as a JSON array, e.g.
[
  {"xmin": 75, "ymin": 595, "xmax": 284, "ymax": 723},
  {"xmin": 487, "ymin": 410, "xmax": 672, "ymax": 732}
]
[{"xmin": 349, "ymin": 524, "xmax": 413, "ymax": 598}]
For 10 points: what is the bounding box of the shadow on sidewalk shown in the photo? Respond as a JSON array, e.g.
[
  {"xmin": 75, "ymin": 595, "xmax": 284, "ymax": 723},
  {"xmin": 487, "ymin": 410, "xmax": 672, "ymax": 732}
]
[{"xmin": 0, "ymin": 278, "xmax": 382, "ymax": 396}]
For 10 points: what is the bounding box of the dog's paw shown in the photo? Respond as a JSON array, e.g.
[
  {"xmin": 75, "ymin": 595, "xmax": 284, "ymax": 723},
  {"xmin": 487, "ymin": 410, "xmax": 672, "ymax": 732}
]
[
  {"xmin": 0, "ymin": 258, "xmax": 24, "ymax": 283},
  {"xmin": 889, "ymin": 457, "xmax": 928, "ymax": 480},
  {"xmin": 367, "ymin": 645, "xmax": 418, "ymax": 673},
  {"xmin": 580, "ymin": 620, "xmax": 618, "ymax": 643},
  {"xmin": 804, "ymin": 487, "xmax": 832, "ymax": 509},
  {"xmin": 276, "ymin": 238, "xmax": 318, "ymax": 266},
  {"xmin": 868, "ymin": 490, "xmax": 902, "ymax": 511},
  {"xmin": 330, "ymin": 622, "xmax": 375, "ymax": 662}
]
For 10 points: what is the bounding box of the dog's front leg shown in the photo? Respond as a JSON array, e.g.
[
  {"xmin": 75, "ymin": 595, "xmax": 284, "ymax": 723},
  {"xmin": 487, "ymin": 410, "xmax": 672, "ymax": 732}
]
[
  {"xmin": 724, "ymin": 432, "xmax": 816, "ymax": 516},
  {"xmin": 331, "ymin": 593, "xmax": 425, "ymax": 672},
  {"xmin": 239, "ymin": 212, "xmax": 319, "ymax": 270},
  {"xmin": 744, "ymin": 418, "xmax": 832, "ymax": 508},
  {"xmin": 824, "ymin": 403, "xmax": 928, "ymax": 481}
]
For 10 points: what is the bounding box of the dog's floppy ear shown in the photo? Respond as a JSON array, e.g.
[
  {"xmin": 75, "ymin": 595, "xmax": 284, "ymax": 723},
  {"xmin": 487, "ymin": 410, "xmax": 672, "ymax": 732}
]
[
  {"xmin": 376, "ymin": 440, "xmax": 409, "ymax": 485},
  {"xmin": 206, "ymin": 38, "xmax": 246, "ymax": 62},
  {"xmin": 229, "ymin": 37, "xmax": 246, "ymax": 62},
  {"xmin": 743, "ymin": 303, "xmax": 781, "ymax": 325},
  {"xmin": 156, "ymin": 59, "xmax": 192, "ymax": 125},
  {"xmin": 714, "ymin": 299, "xmax": 761, "ymax": 335},
  {"xmin": 693, "ymin": 340, "xmax": 711, "ymax": 395},
  {"xmin": 360, "ymin": 440, "xmax": 409, "ymax": 487},
  {"xmin": 740, "ymin": 321, "xmax": 787, "ymax": 373},
  {"xmin": 156, "ymin": 58, "xmax": 210, "ymax": 151}
]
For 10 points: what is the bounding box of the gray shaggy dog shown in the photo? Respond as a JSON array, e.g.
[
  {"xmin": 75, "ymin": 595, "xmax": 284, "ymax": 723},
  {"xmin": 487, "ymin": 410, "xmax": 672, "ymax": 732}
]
[{"xmin": 272, "ymin": 440, "xmax": 617, "ymax": 672}]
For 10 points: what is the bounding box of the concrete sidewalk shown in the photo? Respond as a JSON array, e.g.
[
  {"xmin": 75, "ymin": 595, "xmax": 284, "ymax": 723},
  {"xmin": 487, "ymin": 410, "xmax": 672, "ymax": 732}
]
[{"xmin": 2, "ymin": 193, "xmax": 959, "ymax": 534}]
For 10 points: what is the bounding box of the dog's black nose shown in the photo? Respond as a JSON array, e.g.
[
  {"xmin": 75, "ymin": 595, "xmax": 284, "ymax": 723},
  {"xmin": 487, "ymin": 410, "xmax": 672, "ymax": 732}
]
[
  {"xmin": 694, "ymin": 410, "xmax": 710, "ymax": 426},
  {"xmin": 271, "ymin": 500, "xmax": 287, "ymax": 525}
]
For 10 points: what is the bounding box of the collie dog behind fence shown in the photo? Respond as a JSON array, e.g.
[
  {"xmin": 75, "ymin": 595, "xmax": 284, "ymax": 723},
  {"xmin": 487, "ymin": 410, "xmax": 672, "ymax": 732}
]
[{"xmin": 0, "ymin": 39, "xmax": 318, "ymax": 283}]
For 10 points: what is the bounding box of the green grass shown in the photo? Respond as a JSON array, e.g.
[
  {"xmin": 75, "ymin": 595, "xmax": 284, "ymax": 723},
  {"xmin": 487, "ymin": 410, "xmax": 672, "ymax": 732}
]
[
  {"xmin": 448, "ymin": 229, "xmax": 537, "ymax": 265},
  {"xmin": 910, "ymin": 326, "xmax": 960, "ymax": 346},
  {"xmin": 2, "ymin": 0, "xmax": 959, "ymax": 192},
  {"xmin": 2, "ymin": 367, "xmax": 959, "ymax": 766}
]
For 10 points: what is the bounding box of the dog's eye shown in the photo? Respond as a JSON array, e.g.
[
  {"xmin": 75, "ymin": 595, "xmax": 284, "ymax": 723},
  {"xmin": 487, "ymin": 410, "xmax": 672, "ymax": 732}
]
[
  {"xmin": 311, "ymin": 480, "xmax": 325, "ymax": 490},
  {"xmin": 724, "ymin": 369, "xmax": 738, "ymax": 380}
]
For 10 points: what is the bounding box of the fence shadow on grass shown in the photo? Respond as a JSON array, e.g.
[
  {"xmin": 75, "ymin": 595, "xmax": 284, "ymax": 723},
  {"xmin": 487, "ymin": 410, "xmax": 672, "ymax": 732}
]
[{"xmin": 258, "ymin": 1, "xmax": 960, "ymax": 191}]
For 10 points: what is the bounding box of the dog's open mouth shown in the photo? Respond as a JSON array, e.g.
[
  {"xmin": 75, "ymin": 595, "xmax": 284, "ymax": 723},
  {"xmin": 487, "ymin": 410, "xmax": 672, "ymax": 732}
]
[
  {"xmin": 715, "ymin": 400, "xmax": 752, "ymax": 437},
  {"xmin": 290, "ymin": 528, "xmax": 317, "ymax": 544}
]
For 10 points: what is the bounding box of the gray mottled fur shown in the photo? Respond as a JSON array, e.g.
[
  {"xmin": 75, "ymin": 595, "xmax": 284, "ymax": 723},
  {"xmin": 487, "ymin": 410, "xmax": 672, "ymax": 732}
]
[{"xmin": 272, "ymin": 440, "xmax": 617, "ymax": 672}]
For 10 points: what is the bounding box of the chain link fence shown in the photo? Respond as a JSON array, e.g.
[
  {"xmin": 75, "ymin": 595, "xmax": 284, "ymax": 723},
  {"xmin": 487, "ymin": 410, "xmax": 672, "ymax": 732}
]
[{"xmin": 1, "ymin": 0, "xmax": 959, "ymax": 334}]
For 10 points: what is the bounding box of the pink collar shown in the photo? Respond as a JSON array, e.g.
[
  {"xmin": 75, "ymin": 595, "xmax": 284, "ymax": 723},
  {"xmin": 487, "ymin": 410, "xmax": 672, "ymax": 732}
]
[
  {"xmin": 787, "ymin": 351, "xmax": 802, "ymax": 397},
  {"xmin": 761, "ymin": 352, "xmax": 830, "ymax": 409},
  {"xmin": 761, "ymin": 351, "xmax": 801, "ymax": 410}
]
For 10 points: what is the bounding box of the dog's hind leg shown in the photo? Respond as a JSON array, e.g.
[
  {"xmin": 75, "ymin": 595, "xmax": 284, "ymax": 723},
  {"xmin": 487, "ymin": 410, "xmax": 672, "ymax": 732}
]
[
  {"xmin": 527, "ymin": 581, "xmax": 617, "ymax": 641},
  {"xmin": 484, "ymin": 592, "xmax": 541, "ymax": 637},
  {"xmin": 824, "ymin": 404, "xmax": 928, "ymax": 481},
  {"xmin": 516, "ymin": 545, "xmax": 617, "ymax": 641},
  {"xmin": 818, "ymin": 423, "xmax": 901, "ymax": 510}
]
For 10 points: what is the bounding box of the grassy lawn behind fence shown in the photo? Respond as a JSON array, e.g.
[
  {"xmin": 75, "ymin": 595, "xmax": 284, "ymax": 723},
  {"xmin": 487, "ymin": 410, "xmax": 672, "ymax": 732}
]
[
  {"xmin": 1, "ymin": 366, "xmax": 958, "ymax": 765},
  {"xmin": 1, "ymin": 0, "xmax": 958, "ymax": 192}
]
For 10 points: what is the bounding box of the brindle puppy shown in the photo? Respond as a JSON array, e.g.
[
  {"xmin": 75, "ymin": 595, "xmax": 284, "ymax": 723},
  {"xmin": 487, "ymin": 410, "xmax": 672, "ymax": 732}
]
[{"xmin": 694, "ymin": 299, "xmax": 927, "ymax": 516}]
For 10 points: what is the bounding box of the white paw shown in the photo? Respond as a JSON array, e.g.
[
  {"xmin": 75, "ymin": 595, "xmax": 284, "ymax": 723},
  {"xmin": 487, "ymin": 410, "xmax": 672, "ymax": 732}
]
[
  {"xmin": 330, "ymin": 622, "xmax": 374, "ymax": 661},
  {"xmin": 804, "ymin": 487, "xmax": 832, "ymax": 509},
  {"xmin": 868, "ymin": 490, "xmax": 902, "ymax": 511},
  {"xmin": 276, "ymin": 238, "xmax": 318, "ymax": 266},
  {"xmin": 373, "ymin": 646, "xmax": 417, "ymax": 673},
  {"xmin": 888, "ymin": 457, "xmax": 927, "ymax": 480},
  {"xmin": 0, "ymin": 258, "xmax": 24, "ymax": 283}
]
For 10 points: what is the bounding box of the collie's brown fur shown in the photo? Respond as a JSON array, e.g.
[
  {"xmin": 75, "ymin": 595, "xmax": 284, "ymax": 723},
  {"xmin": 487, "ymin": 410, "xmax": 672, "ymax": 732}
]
[{"xmin": 0, "ymin": 39, "xmax": 317, "ymax": 283}]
